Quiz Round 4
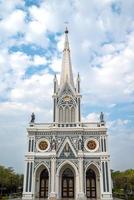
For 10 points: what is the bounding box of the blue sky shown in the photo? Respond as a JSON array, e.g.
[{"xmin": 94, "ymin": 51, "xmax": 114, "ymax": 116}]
[{"xmin": 0, "ymin": 0, "xmax": 134, "ymax": 173}]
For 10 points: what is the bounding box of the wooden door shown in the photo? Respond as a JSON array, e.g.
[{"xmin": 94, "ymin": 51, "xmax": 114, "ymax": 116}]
[
  {"xmin": 40, "ymin": 169, "xmax": 49, "ymax": 198},
  {"xmin": 86, "ymin": 169, "xmax": 96, "ymax": 198},
  {"xmin": 62, "ymin": 168, "xmax": 74, "ymax": 198}
]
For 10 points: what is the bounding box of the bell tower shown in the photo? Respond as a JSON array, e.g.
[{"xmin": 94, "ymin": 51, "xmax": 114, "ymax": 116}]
[{"xmin": 53, "ymin": 28, "xmax": 81, "ymax": 124}]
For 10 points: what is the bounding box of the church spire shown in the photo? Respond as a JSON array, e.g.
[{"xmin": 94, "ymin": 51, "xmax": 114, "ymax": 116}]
[{"xmin": 60, "ymin": 27, "xmax": 75, "ymax": 88}]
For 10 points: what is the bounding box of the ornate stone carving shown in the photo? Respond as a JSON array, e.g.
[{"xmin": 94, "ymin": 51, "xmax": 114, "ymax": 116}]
[
  {"xmin": 78, "ymin": 136, "xmax": 83, "ymax": 150},
  {"xmin": 51, "ymin": 136, "xmax": 56, "ymax": 150}
]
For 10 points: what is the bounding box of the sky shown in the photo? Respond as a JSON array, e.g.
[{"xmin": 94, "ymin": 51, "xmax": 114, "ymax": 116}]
[{"xmin": 0, "ymin": 0, "xmax": 134, "ymax": 173}]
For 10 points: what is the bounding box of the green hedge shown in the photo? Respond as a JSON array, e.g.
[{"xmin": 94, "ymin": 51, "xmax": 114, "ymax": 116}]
[{"xmin": 113, "ymin": 192, "xmax": 134, "ymax": 200}]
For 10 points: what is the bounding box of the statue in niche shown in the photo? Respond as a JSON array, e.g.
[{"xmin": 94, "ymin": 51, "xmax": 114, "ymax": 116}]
[
  {"xmin": 51, "ymin": 136, "xmax": 56, "ymax": 150},
  {"xmin": 64, "ymin": 143, "xmax": 70, "ymax": 157},
  {"xmin": 78, "ymin": 136, "xmax": 82, "ymax": 150},
  {"xmin": 65, "ymin": 143, "xmax": 69, "ymax": 152},
  {"xmin": 30, "ymin": 112, "xmax": 35, "ymax": 123}
]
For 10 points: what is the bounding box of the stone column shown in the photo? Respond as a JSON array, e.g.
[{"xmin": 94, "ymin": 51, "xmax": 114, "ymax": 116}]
[
  {"xmin": 22, "ymin": 160, "xmax": 33, "ymax": 200},
  {"xmin": 49, "ymin": 153, "xmax": 56, "ymax": 200},
  {"xmin": 78, "ymin": 151, "xmax": 85, "ymax": 200}
]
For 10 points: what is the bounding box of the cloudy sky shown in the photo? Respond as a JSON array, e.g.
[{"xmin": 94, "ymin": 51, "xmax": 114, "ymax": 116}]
[{"xmin": 0, "ymin": 0, "xmax": 134, "ymax": 173}]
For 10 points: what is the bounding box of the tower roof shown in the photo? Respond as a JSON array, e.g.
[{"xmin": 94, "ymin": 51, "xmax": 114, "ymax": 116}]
[{"xmin": 60, "ymin": 27, "xmax": 74, "ymax": 88}]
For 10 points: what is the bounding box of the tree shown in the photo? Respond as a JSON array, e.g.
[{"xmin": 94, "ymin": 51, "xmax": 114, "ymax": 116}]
[
  {"xmin": 0, "ymin": 165, "xmax": 23, "ymax": 197},
  {"xmin": 112, "ymin": 169, "xmax": 134, "ymax": 197}
]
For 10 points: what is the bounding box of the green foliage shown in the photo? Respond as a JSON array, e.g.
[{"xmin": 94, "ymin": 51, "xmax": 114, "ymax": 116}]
[
  {"xmin": 112, "ymin": 169, "xmax": 134, "ymax": 191},
  {"xmin": 112, "ymin": 169, "xmax": 134, "ymax": 200},
  {"xmin": 0, "ymin": 165, "xmax": 23, "ymax": 197}
]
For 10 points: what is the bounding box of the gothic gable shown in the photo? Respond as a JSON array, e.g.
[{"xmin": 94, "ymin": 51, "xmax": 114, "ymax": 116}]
[
  {"xmin": 57, "ymin": 137, "xmax": 77, "ymax": 159},
  {"xmin": 57, "ymin": 82, "xmax": 77, "ymax": 107},
  {"xmin": 58, "ymin": 81, "xmax": 76, "ymax": 98}
]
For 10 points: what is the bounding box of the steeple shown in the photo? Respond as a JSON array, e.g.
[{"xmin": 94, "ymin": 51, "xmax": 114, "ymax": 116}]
[
  {"xmin": 53, "ymin": 28, "xmax": 81, "ymax": 123},
  {"xmin": 60, "ymin": 27, "xmax": 75, "ymax": 88}
]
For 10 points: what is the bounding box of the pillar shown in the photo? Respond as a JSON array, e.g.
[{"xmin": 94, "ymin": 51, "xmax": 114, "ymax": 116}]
[
  {"xmin": 22, "ymin": 160, "xmax": 33, "ymax": 199},
  {"xmin": 49, "ymin": 155, "xmax": 56, "ymax": 200},
  {"xmin": 78, "ymin": 152, "xmax": 86, "ymax": 200},
  {"xmin": 101, "ymin": 160, "xmax": 113, "ymax": 200}
]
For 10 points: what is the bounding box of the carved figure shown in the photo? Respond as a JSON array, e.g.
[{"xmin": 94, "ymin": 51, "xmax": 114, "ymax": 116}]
[
  {"xmin": 52, "ymin": 136, "xmax": 56, "ymax": 150},
  {"xmin": 30, "ymin": 112, "xmax": 35, "ymax": 123},
  {"xmin": 100, "ymin": 112, "xmax": 104, "ymax": 122},
  {"xmin": 78, "ymin": 136, "xmax": 82, "ymax": 150}
]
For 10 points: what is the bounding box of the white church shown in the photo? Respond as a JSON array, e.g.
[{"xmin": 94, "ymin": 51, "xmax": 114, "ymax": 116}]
[{"xmin": 22, "ymin": 28, "xmax": 113, "ymax": 200}]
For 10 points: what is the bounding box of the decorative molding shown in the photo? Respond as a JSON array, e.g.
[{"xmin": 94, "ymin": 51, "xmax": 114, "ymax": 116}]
[
  {"xmin": 84, "ymin": 138, "xmax": 99, "ymax": 152},
  {"xmin": 36, "ymin": 138, "xmax": 50, "ymax": 152},
  {"xmin": 57, "ymin": 137, "xmax": 77, "ymax": 158}
]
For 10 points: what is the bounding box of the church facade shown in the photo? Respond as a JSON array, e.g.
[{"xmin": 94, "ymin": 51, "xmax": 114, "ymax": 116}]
[{"xmin": 22, "ymin": 28, "xmax": 113, "ymax": 200}]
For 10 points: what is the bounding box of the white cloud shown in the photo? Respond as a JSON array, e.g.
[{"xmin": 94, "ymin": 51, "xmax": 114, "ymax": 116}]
[
  {"xmin": 33, "ymin": 55, "xmax": 48, "ymax": 66},
  {"xmin": 25, "ymin": 24, "xmax": 49, "ymax": 47},
  {"xmin": 57, "ymin": 35, "xmax": 64, "ymax": 52},
  {"xmin": 10, "ymin": 51, "xmax": 31, "ymax": 75},
  {"xmin": 81, "ymin": 31, "xmax": 134, "ymax": 106},
  {"xmin": 0, "ymin": 9, "xmax": 26, "ymax": 38},
  {"xmin": 82, "ymin": 112, "xmax": 99, "ymax": 122},
  {"xmin": 108, "ymin": 118, "xmax": 134, "ymax": 170},
  {"xmin": 107, "ymin": 118, "xmax": 129, "ymax": 129},
  {"xmin": 0, "ymin": 0, "xmax": 24, "ymax": 18},
  {"xmin": 50, "ymin": 57, "xmax": 62, "ymax": 72},
  {"xmin": 10, "ymin": 72, "xmax": 53, "ymax": 109}
]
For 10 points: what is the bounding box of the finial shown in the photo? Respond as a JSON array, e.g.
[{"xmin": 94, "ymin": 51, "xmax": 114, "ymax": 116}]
[
  {"xmin": 54, "ymin": 74, "xmax": 57, "ymax": 80},
  {"xmin": 77, "ymin": 73, "xmax": 80, "ymax": 81},
  {"xmin": 65, "ymin": 26, "xmax": 69, "ymax": 34},
  {"xmin": 64, "ymin": 21, "xmax": 69, "ymax": 34}
]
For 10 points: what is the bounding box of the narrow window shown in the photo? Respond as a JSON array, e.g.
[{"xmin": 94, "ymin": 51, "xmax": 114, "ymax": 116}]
[
  {"xmin": 101, "ymin": 138, "xmax": 104, "ymax": 152},
  {"xmin": 29, "ymin": 162, "xmax": 33, "ymax": 192},
  {"xmin": 26, "ymin": 162, "xmax": 29, "ymax": 192},
  {"xmin": 102, "ymin": 162, "xmax": 106, "ymax": 192},
  {"xmin": 104, "ymin": 138, "xmax": 106, "ymax": 152},
  {"xmin": 28, "ymin": 139, "xmax": 31, "ymax": 152},
  {"xmin": 31, "ymin": 140, "xmax": 34, "ymax": 152},
  {"xmin": 105, "ymin": 162, "xmax": 109, "ymax": 192}
]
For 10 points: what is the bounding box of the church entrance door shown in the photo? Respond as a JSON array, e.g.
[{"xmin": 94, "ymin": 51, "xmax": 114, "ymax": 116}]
[
  {"xmin": 39, "ymin": 169, "xmax": 49, "ymax": 198},
  {"xmin": 62, "ymin": 168, "xmax": 74, "ymax": 198},
  {"xmin": 86, "ymin": 169, "xmax": 96, "ymax": 198}
]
